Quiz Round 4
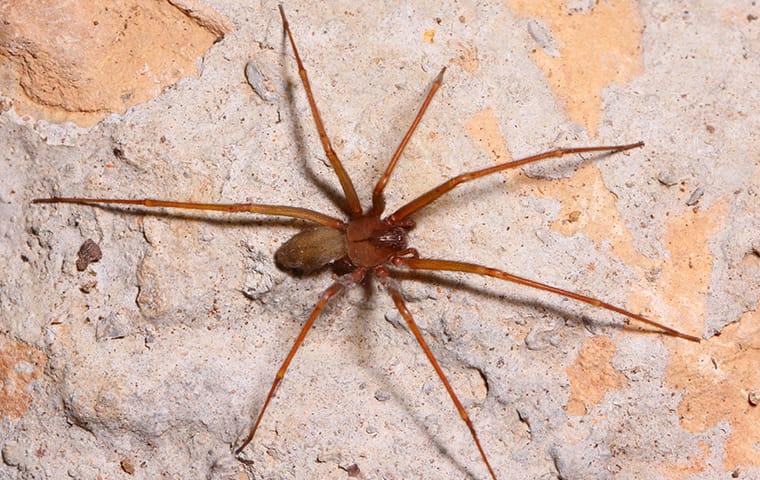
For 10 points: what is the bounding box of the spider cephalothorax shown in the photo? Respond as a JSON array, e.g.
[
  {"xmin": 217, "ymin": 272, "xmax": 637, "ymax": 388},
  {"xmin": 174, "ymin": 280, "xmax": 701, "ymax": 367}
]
[
  {"xmin": 33, "ymin": 6, "xmax": 700, "ymax": 480},
  {"xmin": 344, "ymin": 215, "xmax": 413, "ymax": 268}
]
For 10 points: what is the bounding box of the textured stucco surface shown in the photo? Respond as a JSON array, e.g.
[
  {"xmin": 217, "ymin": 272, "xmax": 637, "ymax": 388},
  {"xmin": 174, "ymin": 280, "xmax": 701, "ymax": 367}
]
[{"xmin": 1, "ymin": 1, "xmax": 758, "ymax": 479}]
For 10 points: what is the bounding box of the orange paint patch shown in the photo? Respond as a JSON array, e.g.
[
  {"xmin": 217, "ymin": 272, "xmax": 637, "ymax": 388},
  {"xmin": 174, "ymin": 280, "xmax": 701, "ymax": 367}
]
[
  {"xmin": 661, "ymin": 441, "xmax": 710, "ymax": 478},
  {"xmin": 462, "ymin": 111, "xmax": 755, "ymax": 470},
  {"xmin": 666, "ymin": 306, "xmax": 760, "ymax": 470},
  {"xmin": 464, "ymin": 109, "xmax": 655, "ymax": 278},
  {"xmin": 540, "ymin": 162, "xmax": 654, "ymax": 270},
  {"xmin": 449, "ymin": 41, "xmax": 480, "ymax": 73},
  {"xmin": 537, "ymin": 178, "xmax": 741, "ymax": 467},
  {"xmin": 565, "ymin": 335, "xmax": 627, "ymax": 415},
  {"xmin": 0, "ymin": 0, "xmax": 230, "ymax": 126},
  {"xmin": 464, "ymin": 108, "xmax": 513, "ymax": 163},
  {"xmin": 627, "ymin": 200, "xmax": 729, "ymax": 337},
  {"xmin": 506, "ymin": 0, "xmax": 644, "ymax": 136},
  {"xmin": 0, "ymin": 336, "xmax": 46, "ymax": 419},
  {"xmin": 515, "ymin": 160, "xmax": 728, "ymax": 339}
]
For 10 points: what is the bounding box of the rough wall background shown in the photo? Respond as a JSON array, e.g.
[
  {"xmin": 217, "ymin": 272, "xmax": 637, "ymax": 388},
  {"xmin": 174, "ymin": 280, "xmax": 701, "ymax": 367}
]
[{"xmin": 1, "ymin": 1, "xmax": 758, "ymax": 479}]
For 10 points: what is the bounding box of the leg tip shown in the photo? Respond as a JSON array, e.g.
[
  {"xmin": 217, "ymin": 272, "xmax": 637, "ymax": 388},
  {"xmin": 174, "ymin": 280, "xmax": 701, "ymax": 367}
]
[
  {"xmin": 614, "ymin": 141, "xmax": 645, "ymax": 154},
  {"xmin": 680, "ymin": 332, "xmax": 702, "ymax": 343},
  {"xmin": 31, "ymin": 198, "xmax": 58, "ymax": 204},
  {"xmin": 436, "ymin": 66, "xmax": 447, "ymax": 82}
]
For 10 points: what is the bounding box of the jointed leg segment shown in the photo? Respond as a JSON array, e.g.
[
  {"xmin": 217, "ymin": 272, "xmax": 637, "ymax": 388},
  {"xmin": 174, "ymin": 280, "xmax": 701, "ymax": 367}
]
[
  {"xmin": 279, "ymin": 5, "xmax": 362, "ymax": 217},
  {"xmin": 395, "ymin": 257, "xmax": 700, "ymax": 342},
  {"xmin": 235, "ymin": 280, "xmax": 346, "ymax": 455},
  {"xmin": 389, "ymin": 142, "xmax": 644, "ymax": 222},
  {"xmin": 371, "ymin": 67, "xmax": 446, "ymax": 214},
  {"xmin": 385, "ymin": 284, "xmax": 498, "ymax": 480},
  {"xmin": 32, "ymin": 197, "xmax": 346, "ymax": 229}
]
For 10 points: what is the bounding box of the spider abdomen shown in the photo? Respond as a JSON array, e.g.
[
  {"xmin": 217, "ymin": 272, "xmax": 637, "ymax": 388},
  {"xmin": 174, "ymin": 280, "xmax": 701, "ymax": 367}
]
[{"xmin": 275, "ymin": 227, "xmax": 348, "ymax": 273}]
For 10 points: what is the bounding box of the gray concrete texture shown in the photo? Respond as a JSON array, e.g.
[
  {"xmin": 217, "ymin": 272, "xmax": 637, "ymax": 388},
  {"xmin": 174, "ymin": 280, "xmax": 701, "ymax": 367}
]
[{"xmin": 1, "ymin": 1, "xmax": 758, "ymax": 479}]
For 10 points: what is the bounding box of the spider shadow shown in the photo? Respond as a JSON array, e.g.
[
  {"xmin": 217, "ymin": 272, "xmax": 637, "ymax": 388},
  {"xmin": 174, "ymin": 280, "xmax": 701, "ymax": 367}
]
[
  {"xmin": 279, "ymin": 26, "xmax": 350, "ymax": 217},
  {"xmin": 343, "ymin": 277, "xmax": 481, "ymax": 479},
  {"xmin": 341, "ymin": 266, "xmax": 670, "ymax": 476},
  {"xmin": 407, "ymin": 149, "xmax": 630, "ymax": 226},
  {"xmin": 389, "ymin": 268, "xmax": 670, "ymax": 337}
]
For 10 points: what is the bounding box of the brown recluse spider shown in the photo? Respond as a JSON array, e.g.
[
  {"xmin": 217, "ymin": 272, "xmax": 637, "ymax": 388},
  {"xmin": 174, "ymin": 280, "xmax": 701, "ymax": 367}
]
[{"xmin": 33, "ymin": 5, "xmax": 701, "ymax": 479}]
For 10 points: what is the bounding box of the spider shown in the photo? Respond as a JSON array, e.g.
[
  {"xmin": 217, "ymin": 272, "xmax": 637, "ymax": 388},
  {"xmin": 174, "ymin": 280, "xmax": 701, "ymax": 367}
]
[{"xmin": 33, "ymin": 6, "xmax": 700, "ymax": 479}]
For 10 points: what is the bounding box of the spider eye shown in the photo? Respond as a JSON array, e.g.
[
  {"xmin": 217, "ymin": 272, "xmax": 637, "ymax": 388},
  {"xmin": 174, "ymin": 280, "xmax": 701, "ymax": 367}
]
[{"xmin": 373, "ymin": 226, "xmax": 408, "ymax": 251}]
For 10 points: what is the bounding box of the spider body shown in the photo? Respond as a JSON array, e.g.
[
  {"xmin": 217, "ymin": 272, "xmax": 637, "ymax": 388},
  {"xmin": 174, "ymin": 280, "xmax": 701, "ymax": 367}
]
[
  {"xmin": 345, "ymin": 215, "xmax": 411, "ymax": 268},
  {"xmin": 274, "ymin": 226, "xmax": 347, "ymax": 273},
  {"xmin": 32, "ymin": 6, "xmax": 701, "ymax": 479},
  {"xmin": 274, "ymin": 214, "xmax": 412, "ymax": 274}
]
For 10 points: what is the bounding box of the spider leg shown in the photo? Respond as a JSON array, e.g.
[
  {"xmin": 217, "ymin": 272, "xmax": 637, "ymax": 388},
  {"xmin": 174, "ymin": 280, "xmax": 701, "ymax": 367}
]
[
  {"xmin": 383, "ymin": 284, "xmax": 498, "ymax": 480},
  {"xmin": 32, "ymin": 197, "xmax": 346, "ymax": 229},
  {"xmin": 394, "ymin": 257, "xmax": 701, "ymax": 342},
  {"xmin": 235, "ymin": 279, "xmax": 346, "ymax": 455},
  {"xmin": 278, "ymin": 5, "xmax": 362, "ymax": 217},
  {"xmin": 370, "ymin": 67, "xmax": 446, "ymax": 214},
  {"xmin": 388, "ymin": 142, "xmax": 644, "ymax": 222}
]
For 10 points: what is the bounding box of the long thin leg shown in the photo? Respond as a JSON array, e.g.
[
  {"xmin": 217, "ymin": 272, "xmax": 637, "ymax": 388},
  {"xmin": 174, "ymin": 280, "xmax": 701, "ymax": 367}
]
[
  {"xmin": 395, "ymin": 257, "xmax": 700, "ymax": 342},
  {"xmin": 370, "ymin": 67, "xmax": 447, "ymax": 214},
  {"xmin": 32, "ymin": 197, "xmax": 346, "ymax": 230},
  {"xmin": 235, "ymin": 280, "xmax": 345, "ymax": 455},
  {"xmin": 388, "ymin": 142, "xmax": 644, "ymax": 222},
  {"xmin": 385, "ymin": 285, "xmax": 497, "ymax": 480},
  {"xmin": 278, "ymin": 5, "xmax": 362, "ymax": 217}
]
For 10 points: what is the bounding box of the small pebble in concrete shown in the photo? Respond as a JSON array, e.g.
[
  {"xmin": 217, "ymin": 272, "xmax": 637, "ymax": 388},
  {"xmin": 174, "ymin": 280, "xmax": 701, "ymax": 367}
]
[
  {"xmin": 340, "ymin": 463, "xmax": 361, "ymax": 477},
  {"xmin": 527, "ymin": 19, "xmax": 559, "ymax": 57},
  {"xmin": 76, "ymin": 238, "xmax": 102, "ymax": 271},
  {"xmin": 120, "ymin": 458, "xmax": 135, "ymax": 475},
  {"xmin": 96, "ymin": 314, "xmax": 131, "ymax": 341},
  {"xmin": 79, "ymin": 279, "xmax": 97, "ymax": 293},
  {"xmin": 685, "ymin": 186, "xmax": 704, "ymax": 206},
  {"xmin": 525, "ymin": 322, "xmax": 559, "ymax": 351},
  {"xmin": 242, "ymin": 248, "xmax": 277, "ymax": 301},
  {"xmin": 374, "ymin": 389, "xmax": 391, "ymax": 401},
  {"xmin": 245, "ymin": 60, "xmax": 272, "ymax": 102},
  {"xmin": 1, "ymin": 441, "xmax": 23, "ymax": 467},
  {"xmin": 748, "ymin": 391, "xmax": 759, "ymax": 406},
  {"xmin": 316, "ymin": 450, "xmax": 342, "ymax": 464},
  {"xmin": 384, "ymin": 310, "xmax": 405, "ymax": 330},
  {"xmin": 657, "ymin": 169, "xmax": 680, "ymax": 186}
]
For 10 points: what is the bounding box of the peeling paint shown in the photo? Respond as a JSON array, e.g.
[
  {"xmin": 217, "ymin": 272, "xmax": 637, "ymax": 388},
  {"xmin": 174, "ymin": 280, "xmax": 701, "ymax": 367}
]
[
  {"xmin": 661, "ymin": 441, "xmax": 710, "ymax": 478},
  {"xmin": 0, "ymin": 0, "xmax": 230, "ymax": 126},
  {"xmin": 463, "ymin": 107, "xmax": 753, "ymax": 470},
  {"xmin": 543, "ymin": 162, "xmax": 654, "ymax": 270},
  {"xmin": 0, "ymin": 336, "xmax": 46, "ymax": 420},
  {"xmin": 565, "ymin": 335, "xmax": 627, "ymax": 415},
  {"xmin": 506, "ymin": 0, "xmax": 644, "ymax": 136},
  {"xmin": 666, "ymin": 305, "xmax": 760, "ymax": 470},
  {"xmin": 627, "ymin": 200, "xmax": 729, "ymax": 337},
  {"xmin": 465, "ymin": 107, "xmax": 513, "ymax": 163}
]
